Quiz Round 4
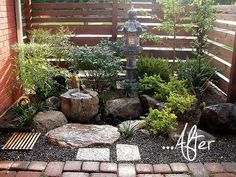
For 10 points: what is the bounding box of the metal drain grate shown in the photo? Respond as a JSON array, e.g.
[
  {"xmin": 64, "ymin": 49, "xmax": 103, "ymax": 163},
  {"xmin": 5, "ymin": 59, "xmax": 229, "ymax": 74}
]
[{"xmin": 2, "ymin": 132, "xmax": 41, "ymax": 150}]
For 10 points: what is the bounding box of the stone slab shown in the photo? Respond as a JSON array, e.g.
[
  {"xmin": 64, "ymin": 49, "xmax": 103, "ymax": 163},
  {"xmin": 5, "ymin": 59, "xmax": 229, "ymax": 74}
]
[
  {"xmin": 116, "ymin": 144, "xmax": 141, "ymax": 161},
  {"xmin": 47, "ymin": 124, "xmax": 120, "ymax": 148},
  {"xmin": 76, "ymin": 148, "xmax": 110, "ymax": 161}
]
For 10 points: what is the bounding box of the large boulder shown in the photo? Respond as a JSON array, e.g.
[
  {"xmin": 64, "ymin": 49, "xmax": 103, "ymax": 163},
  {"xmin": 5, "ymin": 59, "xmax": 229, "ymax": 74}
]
[
  {"xmin": 33, "ymin": 111, "xmax": 67, "ymax": 133},
  {"xmin": 60, "ymin": 89, "xmax": 99, "ymax": 123},
  {"xmin": 139, "ymin": 94, "xmax": 165, "ymax": 112},
  {"xmin": 105, "ymin": 97, "xmax": 143, "ymax": 120},
  {"xmin": 199, "ymin": 103, "xmax": 236, "ymax": 134},
  {"xmin": 46, "ymin": 123, "xmax": 120, "ymax": 148}
]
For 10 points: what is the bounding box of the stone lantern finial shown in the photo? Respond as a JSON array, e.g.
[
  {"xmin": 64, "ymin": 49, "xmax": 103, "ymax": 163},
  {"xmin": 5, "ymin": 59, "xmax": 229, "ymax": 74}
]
[{"xmin": 128, "ymin": 6, "xmax": 137, "ymax": 20}]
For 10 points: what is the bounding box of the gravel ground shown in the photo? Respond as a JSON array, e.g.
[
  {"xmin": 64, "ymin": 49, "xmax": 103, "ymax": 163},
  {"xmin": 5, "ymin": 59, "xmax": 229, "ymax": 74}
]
[{"xmin": 0, "ymin": 131, "xmax": 235, "ymax": 163}]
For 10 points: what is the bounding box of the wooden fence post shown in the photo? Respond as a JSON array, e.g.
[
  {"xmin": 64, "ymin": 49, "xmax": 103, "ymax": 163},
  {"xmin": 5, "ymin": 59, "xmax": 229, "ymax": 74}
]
[
  {"xmin": 227, "ymin": 32, "xmax": 236, "ymax": 103},
  {"xmin": 111, "ymin": 0, "xmax": 118, "ymax": 40},
  {"xmin": 24, "ymin": 0, "xmax": 32, "ymax": 41}
]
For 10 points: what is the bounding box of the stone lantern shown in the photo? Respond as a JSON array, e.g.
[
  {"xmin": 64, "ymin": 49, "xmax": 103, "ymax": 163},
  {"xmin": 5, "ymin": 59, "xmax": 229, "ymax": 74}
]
[{"xmin": 118, "ymin": 6, "xmax": 147, "ymax": 90}]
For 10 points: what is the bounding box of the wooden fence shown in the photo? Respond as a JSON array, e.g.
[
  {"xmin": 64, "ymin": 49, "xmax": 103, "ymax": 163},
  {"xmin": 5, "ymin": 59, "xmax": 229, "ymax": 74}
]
[{"xmin": 22, "ymin": 1, "xmax": 236, "ymax": 102}]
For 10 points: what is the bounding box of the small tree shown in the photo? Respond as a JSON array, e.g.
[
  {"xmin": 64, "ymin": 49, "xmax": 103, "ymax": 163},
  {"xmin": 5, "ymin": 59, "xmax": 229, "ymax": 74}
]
[
  {"xmin": 190, "ymin": 0, "xmax": 217, "ymax": 58},
  {"xmin": 142, "ymin": 0, "xmax": 187, "ymax": 73}
]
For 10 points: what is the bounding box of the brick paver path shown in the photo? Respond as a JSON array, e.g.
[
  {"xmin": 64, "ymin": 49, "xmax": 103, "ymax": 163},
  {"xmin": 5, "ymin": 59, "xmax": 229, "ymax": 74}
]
[{"xmin": 0, "ymin": 161, "xmax": 235, "ymax": 177}]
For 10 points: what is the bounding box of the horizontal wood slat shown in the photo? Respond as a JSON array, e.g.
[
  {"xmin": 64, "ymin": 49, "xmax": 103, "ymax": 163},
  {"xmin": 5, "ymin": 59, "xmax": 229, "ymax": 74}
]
[
  {"xmin": 214, "ymin": 21, "xmax": 236, "ymax": 32},
  {"xmin": 32, "ymin": 25, "xmax": 112, "ymax": 34},
  {"xmin": 216, "ymin": 14, "xmax": 236, "ymax": 21},
  {"xmin": 216, "ymin": 5, "xmax": 236, "ymax": 13},
  {"xmin": 208, "ymin": 29, "xmax": 235, "ymax": 47},
  {"xmin": 143, "ymin": 50, "xmax": 194, "ymax": 59},
  {"xmin": 70, "ymin": 37, "xmax": 107, "ymax": 46},
  {"xmin": 32, "ymin": 3, "xmax": 112, "ymax": 9},
  {"xmin": 208, "ymin": 43, "xmax": 233, "ymax": 64},
  {"xmin": 32, "ymin": 10, "xmax": 112, "ymax": 16},
  {"xmin": 142, "ymin": 38, "xmax": 193, "ymax": 48},
  {"xmin": 210, "ymin": 58, "xmax": 231, "ymax": 79},
  {"xmin": 215, "ymin": 77, "xmax": 229, "ymax": 94},
  {"xmin": 32, "ymin": 17, "xmax": 112, "ymax": 23}
]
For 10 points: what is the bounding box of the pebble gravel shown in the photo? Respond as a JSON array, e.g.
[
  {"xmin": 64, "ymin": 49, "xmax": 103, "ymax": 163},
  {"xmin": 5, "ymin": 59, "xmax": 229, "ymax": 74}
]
[{"xmin": 0, "ymin": 131, "xmax": 235, "ymax": 164}]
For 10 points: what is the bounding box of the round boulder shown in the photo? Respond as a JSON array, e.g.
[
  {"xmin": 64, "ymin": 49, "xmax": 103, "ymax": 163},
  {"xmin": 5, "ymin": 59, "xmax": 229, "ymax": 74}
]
[
  {"xmin": 60, "ymin": 89, "xmax": 99, "ymax": 123},
  {"xmin": 105, "ymin": 97, "xmax": 143, "ymax": 120},
  {"xmin": 33, "ymin": 111, "xmax": 67, "ymax": 133},
  {"xmin": 199, "ymin": 103, "xmax": 236, "ymax": 134}
]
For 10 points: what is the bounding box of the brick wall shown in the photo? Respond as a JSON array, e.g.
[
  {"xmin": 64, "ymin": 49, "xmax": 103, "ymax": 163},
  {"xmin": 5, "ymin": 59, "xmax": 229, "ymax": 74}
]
[{"xmin": 0, "ymin": 0, "xmax": 22, "ymax": 116}]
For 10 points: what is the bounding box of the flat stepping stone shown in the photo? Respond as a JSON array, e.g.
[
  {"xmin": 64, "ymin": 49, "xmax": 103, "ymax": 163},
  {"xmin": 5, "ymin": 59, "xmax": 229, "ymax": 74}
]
[
  {"xmin": 116, "ymin": 144, "xmax": 141, "ymax": 161},
  {"xmin": 76, "ymin": 148, "xmax": 110, "ymax": 161},
  {"xmin": 46, "ymin": 124, "xmax": 120, "ymax": 148}
]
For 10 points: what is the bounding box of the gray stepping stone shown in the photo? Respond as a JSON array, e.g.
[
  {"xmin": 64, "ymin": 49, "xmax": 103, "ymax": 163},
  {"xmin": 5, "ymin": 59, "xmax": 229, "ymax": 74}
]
[
  {"xmin": 76, "ymin": 148, "xmax": 110, "ymax": 161},
  {"xmin": 116, "ymin": 144, "xmax": 141, "ymax": 161}
]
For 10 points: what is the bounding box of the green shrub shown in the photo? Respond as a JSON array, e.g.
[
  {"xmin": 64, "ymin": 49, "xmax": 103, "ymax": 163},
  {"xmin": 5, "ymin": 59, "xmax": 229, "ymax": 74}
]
[
  {"xmin": 30, "ymin": 28, "xmax": 72, "ymax": 60},
  {"xmin": 68, "ymin": 46, "xmax": 122, "ymax": 92},
  {"xmin": 177, "ymin": 57, "xmax": 219, "ymax": 98},
  {"xmin": 137, "ymin": 56, "xmax": 171, "ymax": 81},
  {"xmin": 139, "ymin": 74, "xmax": 164, "ymax": 95},
  {"xmin": 14, "ymin": 43, "xmax": 66, "ymax": 98},
  {"xmin": 98, "ymin": 39, "xmax": 125, "ymax": 57},
  {"xmin": 143, "ymin": 108, "xmax": 177, "ymax": 135},
  {"xmin": 166, "ymin": 92, "xmax": 197, "ymax": 114},
  {"xmin": 155, "ymin": 76, "xmax": 189, "ymax": 100}
]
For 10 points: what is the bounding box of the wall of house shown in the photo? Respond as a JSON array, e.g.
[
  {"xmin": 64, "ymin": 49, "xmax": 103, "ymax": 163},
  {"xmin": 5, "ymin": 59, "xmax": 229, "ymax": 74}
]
[{"xmin": 0, "ymin": 0, "xmax": 22, "ymax": 116}]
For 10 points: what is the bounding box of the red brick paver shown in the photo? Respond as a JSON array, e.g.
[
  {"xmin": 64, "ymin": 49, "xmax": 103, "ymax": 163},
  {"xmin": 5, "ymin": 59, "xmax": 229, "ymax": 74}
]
[
  {"xmin": 118, "ymin": 163, "xmax": 136, "ymax": 177},
  {"xmin": 45, "ymin": 161, "xmax": 65, "ymax": 177},
  {"xmin": 27, "ymin": 161, "xmax": 47, "ymax": 171},
  {"xmin": 15, "ymin": 171, "xmax": 42, "ymax": 177},
  {"xmin": 136, "ymin": 164, "xmax": 153, "ymax": 174},
  {"xmin": 64, "ymin": 161, "xmax": 82, "ymax": 172},
  {"xmin": 10, "ymin": 161, "xmax": 30, "ymax": 171},
  {"xmin": 81, "ymin": 162, "xmax": 100, "ymax": 172},
  {"xmin": 62, "ymin": 172, "xmax": 89, "ymax": 177},
  {"xmin": 0, "ymin": 171, "xmax": 16, "ymax": 177},
  {"xmin": 204, "ymin": 163, "xmax": 225, "ymax": 173},
  {"xmin": 91, "ymin": 173, "xmax": 117, "ymax": 177},
  {"xmin": 153, "ymin": 164, "xmax": 172, "ymax": 174},
  {"xmin": 214, "ymin": 173, "xmax": 236, "ymax": 177},
  {"xmin": 165, "ymin": 175, "xmax": 191, "ymax": 177},
  {"xmin": 136, "ymin": 174, "xmax": 164, "ymax": 177},
  {"xmin": 222, "ymin": 163, "xmax": 236, "ymax": 173},
  {"xmin": 100, "ymin": 162, "xmax": 117, "ymax": 173},
  {"xmin": 0, "ymin": 161, "xmax": 235, "ymax": 177},
  {"xmin": 187, "ymin": 163, "xmax": 209, "ymax": 177},
  {"xmin": 170, "ymin": 163, "xmax": 189, "ymax": 173},
  {"xmin": 0, "ymin": 161, "xmax": 13, "ymax": 170}
]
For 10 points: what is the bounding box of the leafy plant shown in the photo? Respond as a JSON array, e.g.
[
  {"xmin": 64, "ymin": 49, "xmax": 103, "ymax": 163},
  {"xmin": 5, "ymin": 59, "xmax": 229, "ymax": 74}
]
[
  {"xmin": 139, "ymin": 74, "xmax": 164, "ymax": 95},
  {"xmin": 13, "ymin": 43, "xmax": 65, "ymax": 98},
  {"xmin": 12, "ymin": 105, "xmax": 35, "ymax": 127},
  {"xmin": 137, "ymin": 56, "xmax": 171, "ymax": 81},
  {"xmin": 122, "ymin": 82, "xmax": 133, "ymax": 97},
  {"xmin": 177, "ymin": 57, "xmax": 219, "ymax": 98},
  {"xmin": 189, "ymin": 0, "xmax": 217, "ymax": 58},
  {"xmin": 155, "ymin": 76, "xmax": 189, "ymax": 101},
  {"xmin": 120, "ymin": 121, "xmax": 137, "ymax": 139},
  {"xmin": 166, "ymin": 92, "xmax": 197, "ymax": 114},
  {"xmin": 30, "ymin": 27, "xmax": 72, "ymax": 60},
  {"xmin": 33, "ymin": 102, "xmax": 47, "ymax": 113},
  {"xmin": 68, "ymin": 46, "xmax": 122, "ymax": 93},
  {"xmin": 98, "ymin": 39, "xmax": 125, "ymax": 57},
  {"xmin": 143, "ymin": 108, "xmax": 177, "ymax": 135}
]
